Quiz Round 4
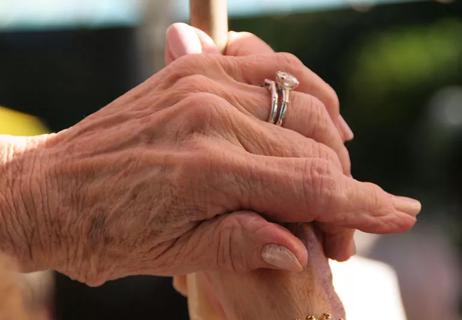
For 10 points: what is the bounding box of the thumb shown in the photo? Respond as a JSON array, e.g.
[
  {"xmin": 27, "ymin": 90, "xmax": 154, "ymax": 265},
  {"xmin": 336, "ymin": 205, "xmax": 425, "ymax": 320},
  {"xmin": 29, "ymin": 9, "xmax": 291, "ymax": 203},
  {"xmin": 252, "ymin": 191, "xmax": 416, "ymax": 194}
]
[
  {"xmin": 165, "ymin": 22, "xmax": 220, "ymax": 65},
  {"xmin": 183, "ymin": 211, "xmax": 308, "ymax": 273}
]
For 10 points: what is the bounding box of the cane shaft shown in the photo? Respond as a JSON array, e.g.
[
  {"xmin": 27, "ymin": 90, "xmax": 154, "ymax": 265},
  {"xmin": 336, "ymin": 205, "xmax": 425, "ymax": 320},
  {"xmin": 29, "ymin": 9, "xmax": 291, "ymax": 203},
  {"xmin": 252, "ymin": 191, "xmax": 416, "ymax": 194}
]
[{"xmin": 190, "ymin": 0, "xmax": 228, "ymax": 53}]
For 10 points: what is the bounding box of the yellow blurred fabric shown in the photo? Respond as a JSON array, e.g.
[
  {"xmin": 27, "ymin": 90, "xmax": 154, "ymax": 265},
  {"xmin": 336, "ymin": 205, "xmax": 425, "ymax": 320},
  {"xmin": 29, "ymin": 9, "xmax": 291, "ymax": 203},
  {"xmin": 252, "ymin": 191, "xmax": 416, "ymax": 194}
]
[{"xmin": 0, "ymin": 107, "xmax": 48, "ymax": 135}]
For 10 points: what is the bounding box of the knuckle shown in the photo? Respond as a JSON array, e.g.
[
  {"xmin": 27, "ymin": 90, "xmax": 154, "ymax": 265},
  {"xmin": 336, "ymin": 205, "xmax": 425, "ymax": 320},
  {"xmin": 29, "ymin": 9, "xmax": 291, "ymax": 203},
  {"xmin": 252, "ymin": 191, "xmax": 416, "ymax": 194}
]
[
  {"xmin": 312, "ymin": 142, "xmax": 343, "ymax": 170},
  {"xmin": 171, "ymin": 94, "xmax": 219, "ymax": 135},
  {"xmin": 363, "ymin": 182, "xmax": 388, "ymax": 212},
  {"xmin": 174, "ymin": 74, "xmax": 213, "ymax": 94},
  {"xmin": 170, "ymin": 54, "xmax": 204, "ymax": 74},
  {"xmin": 164, "ymin": 54, "xmax": 198, "ymax": 81},
  {"xmin": 179, "ymin": 92, "xmax": 225, "ymax": 123},
  {"xmin": 302, "ymin": 159, "xmax": 341, "ymax": 213},
  {"xmin": 167, "ymin": 54, "xmax": 224, "ymax": 83}
]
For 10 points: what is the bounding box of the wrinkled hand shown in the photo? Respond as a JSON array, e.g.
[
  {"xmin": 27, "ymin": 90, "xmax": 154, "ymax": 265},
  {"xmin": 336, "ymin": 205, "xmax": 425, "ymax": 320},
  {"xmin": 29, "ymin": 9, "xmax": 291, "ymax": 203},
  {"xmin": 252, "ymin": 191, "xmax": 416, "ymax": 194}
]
[
  {"xmin": 165, "ymin": 23, "xmax": 354, "ymax": 143},
  {"xmin": 6, "ymin": 40, "xmax": 420, "ymax": 287},
  {"xmin": 165, "ymin": 23, "xmax": 360, "ymax": 261}
]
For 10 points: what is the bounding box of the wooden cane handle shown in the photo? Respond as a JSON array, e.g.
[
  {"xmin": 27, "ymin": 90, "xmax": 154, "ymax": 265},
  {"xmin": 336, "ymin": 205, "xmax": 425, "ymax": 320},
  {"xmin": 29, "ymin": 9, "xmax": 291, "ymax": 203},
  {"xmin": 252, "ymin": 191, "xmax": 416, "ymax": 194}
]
[{"xmin": 190, "ymin": 0, "xmax": 228, "ymax": 53}]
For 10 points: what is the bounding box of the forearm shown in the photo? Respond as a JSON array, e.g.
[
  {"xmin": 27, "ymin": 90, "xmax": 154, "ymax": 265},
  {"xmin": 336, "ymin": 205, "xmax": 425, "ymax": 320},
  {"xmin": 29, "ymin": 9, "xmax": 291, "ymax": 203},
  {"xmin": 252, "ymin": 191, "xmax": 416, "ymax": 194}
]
[{"xmin": 0, "ymin": 135, "xmax": 51, "ymax": 272}]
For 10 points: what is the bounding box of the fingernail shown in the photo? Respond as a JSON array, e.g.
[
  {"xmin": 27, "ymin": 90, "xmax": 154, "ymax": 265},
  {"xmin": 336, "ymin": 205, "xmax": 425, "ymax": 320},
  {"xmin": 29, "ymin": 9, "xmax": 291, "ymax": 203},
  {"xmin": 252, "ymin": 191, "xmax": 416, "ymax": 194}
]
[
  {"xmin": 338, "ymin": 116, "xmax": 354, "ymax": 141},
  {"xmin": 167, "ymin": 24, "xmax": 202, "ymax": 58},
  {"xmin": 261, "ymin": 244, "xmax": 303, "ymax": 272},
  {"xmin": 392, "ymin": 196, "xmax": 422, "ymax": 216}
]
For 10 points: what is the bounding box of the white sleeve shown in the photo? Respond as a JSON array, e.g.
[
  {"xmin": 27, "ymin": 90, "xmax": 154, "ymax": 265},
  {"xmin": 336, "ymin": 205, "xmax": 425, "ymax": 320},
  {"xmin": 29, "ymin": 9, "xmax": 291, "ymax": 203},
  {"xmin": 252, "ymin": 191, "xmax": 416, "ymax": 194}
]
[{"xmin": 330, "ymin": 256, "xmax": 407, "ymax": 320}]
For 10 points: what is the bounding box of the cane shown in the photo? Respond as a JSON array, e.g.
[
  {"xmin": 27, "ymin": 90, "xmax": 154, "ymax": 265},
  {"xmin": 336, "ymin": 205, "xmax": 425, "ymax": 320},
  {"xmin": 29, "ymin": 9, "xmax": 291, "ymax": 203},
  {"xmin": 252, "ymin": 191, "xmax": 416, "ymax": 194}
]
[{"xmin": 190, "ymin": 0, "xmax": 229, "ymax": 53}]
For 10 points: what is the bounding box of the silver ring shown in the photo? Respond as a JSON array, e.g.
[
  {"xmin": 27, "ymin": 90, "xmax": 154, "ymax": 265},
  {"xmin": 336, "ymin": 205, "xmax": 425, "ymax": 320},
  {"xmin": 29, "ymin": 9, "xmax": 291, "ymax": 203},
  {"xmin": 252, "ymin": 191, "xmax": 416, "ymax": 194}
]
[
  {"xmin": 274, "ymin": 71, "xmax": 299, "ymax": 127},
  {"xmin": 264, "ymin": 71, "xmax": 299, "ymax": 127},
  {"xmin": 264, "ymin": 79, "xmax": 279, "ymax": 124},
  {"xmin": 276, "ymin": 87, "xmax": 289, "ymax": 126}
]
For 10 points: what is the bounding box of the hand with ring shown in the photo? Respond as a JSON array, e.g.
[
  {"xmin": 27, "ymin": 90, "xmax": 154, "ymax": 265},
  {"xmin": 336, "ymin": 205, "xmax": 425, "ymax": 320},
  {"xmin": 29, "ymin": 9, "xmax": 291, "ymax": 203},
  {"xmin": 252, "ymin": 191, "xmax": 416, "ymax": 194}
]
[
  {"xmin": 164, "ymin": 23, "xmax": 418, "ymax": 320},
  {"xmin": 165, "ymin": 23, "xmax": 421, "ymax": 262},
  {"xmin": 0, "ymin": 25, "xmax": 420, "ymax": 288}
]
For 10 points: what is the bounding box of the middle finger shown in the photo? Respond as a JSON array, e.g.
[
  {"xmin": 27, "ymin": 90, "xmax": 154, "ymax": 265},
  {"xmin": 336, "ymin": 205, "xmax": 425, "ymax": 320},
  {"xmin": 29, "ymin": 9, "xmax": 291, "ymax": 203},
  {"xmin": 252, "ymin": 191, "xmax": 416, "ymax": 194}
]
[{"xmin": 167, "ymin": 75, "xmax": 351, "ymax": 174}]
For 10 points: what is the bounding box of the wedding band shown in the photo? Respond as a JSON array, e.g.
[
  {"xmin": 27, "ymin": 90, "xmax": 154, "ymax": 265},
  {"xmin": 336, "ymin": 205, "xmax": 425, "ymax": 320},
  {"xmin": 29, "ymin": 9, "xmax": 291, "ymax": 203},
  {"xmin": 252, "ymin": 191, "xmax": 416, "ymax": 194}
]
[
  {"xmin": 276, "ymin": 87, "xmax": 289, "ymax": 126},
  {"xmin": 265, "ymin": 79, "xmax": 279, "ymax": 124},
  {"xmin": 265, "ymin": 71, "xmax": 299, "ymax": 127}
]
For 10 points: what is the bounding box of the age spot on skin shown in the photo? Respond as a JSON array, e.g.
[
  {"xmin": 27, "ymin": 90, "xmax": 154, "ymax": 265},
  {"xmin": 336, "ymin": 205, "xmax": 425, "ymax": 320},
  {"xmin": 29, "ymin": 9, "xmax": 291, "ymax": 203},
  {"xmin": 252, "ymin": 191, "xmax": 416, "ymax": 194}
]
[{"xmin": 88, "ymin": 213, "xmax": 107, "ymax": 246}]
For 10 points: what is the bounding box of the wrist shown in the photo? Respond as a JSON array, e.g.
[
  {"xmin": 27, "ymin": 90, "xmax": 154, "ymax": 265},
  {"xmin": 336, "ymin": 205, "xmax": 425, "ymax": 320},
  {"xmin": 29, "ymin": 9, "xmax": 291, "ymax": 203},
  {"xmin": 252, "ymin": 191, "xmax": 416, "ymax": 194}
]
[
  {"xmin": 0, "ymin": 129, "xmax": 119, "ymax": 286},
  {"xmin": 0, "ymin": 134, "xmax": 54, "ymax": 272}
]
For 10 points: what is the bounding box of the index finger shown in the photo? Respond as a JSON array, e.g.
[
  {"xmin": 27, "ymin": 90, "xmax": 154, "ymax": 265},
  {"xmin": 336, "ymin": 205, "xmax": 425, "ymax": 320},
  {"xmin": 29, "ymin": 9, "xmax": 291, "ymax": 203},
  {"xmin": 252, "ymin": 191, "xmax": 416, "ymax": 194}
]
[{"xmin": 229, "ymin": 153, "xmax": 421, "ymax": 234}]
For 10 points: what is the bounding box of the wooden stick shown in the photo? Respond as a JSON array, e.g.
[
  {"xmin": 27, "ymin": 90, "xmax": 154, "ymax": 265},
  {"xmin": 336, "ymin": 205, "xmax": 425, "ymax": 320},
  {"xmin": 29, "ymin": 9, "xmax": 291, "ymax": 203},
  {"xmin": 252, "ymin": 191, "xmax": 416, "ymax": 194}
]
[{"xmin": 190, "ymin": 0, "xmax": 229, "ymax": 53}]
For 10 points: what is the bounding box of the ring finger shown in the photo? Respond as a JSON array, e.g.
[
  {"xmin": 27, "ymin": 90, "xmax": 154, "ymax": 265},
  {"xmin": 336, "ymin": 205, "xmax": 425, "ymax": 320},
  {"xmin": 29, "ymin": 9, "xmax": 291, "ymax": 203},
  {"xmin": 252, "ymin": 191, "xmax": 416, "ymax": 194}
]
[
  {"xmin": 167, "ymin": 76, "xmax": 350, "ymax": 174},
  {"xmin": 232, "ymin": 83, "xmax": 351, "ymax": 175}
]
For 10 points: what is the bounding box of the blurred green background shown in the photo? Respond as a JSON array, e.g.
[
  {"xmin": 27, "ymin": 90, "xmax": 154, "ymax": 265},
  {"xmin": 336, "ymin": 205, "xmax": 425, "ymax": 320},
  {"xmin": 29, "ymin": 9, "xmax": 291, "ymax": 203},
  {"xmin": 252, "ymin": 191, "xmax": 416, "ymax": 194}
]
[
  {"xmin": 231, "ymin": 0, "xmax": 462, "ymax": 246},
  {"xmin": 0, "ymin": 0, "xmax": 460, "ymax": 319}
]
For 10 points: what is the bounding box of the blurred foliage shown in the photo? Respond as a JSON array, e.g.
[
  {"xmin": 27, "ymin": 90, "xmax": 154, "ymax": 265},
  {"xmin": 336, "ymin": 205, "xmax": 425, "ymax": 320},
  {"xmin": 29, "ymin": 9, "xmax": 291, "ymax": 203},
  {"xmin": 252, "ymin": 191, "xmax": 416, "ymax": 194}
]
[{"xmin": 347, "ymin": 19, "xmax": 462, "ymax": 126}]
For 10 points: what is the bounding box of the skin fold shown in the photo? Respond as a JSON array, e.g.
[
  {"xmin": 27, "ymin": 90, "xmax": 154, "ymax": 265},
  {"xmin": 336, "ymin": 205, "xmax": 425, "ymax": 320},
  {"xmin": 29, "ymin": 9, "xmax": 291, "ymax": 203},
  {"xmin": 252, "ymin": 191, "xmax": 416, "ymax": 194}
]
[{"xmin": 175, "ymin": 224, "xmax": 345, "ymax": 320}]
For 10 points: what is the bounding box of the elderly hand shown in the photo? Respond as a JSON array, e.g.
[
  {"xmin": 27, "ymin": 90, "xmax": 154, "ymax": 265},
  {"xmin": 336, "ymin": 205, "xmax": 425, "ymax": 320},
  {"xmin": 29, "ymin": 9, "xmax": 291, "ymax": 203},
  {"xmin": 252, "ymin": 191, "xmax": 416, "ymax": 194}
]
[
  {"xmin": 0, "ymin": 44, "xmax": 420, "ymax": 287},
  {"xmin": 164, "ymin": 23, "xmax": 367, "ymax": 262}
]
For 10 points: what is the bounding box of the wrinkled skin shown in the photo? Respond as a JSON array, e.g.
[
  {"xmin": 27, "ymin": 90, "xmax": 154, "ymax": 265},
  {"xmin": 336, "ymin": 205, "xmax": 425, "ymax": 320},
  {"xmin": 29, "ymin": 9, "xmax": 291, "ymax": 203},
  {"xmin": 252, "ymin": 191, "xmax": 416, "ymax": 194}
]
[
  {"xmin": 163, "ymin": 24, "xmax": 422, "ymax": 262},
  {"xmin": 174, "ymin": 224, "xmax": 345, "ymax": 320},
  {"xmin": 164, "ymin": 23, "xmax": 360, "ymax": 263},
  {"xmin": 0, "ymin": 26, "xmax": 420, "ymax": 288}
]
